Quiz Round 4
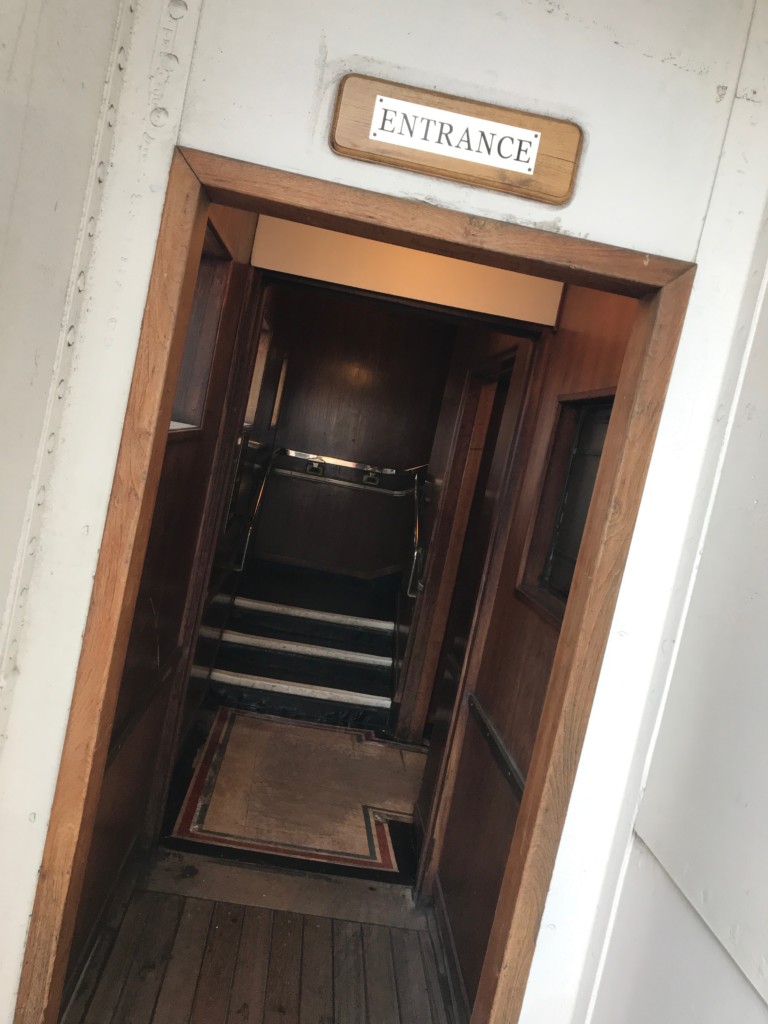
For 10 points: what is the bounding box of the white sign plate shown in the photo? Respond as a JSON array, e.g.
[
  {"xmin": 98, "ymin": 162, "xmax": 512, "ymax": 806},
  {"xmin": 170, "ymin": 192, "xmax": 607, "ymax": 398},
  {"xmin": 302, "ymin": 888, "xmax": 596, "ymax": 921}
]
[{"xmin": 369, "ymin": 94, "xmax": 541, "ymax": 176}]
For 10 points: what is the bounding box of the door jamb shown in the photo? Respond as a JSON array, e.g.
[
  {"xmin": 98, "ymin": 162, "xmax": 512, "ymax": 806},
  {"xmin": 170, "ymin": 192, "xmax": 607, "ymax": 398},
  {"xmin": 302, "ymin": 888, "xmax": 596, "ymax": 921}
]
[{"xmin": 14, "ymin": 146, "xmax": 695, "ymax": 1024}]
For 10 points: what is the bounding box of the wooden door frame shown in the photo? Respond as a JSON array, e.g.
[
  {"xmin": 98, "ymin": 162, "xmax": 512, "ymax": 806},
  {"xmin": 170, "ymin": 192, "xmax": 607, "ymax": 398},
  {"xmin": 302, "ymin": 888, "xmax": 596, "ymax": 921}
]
[{"xmin": 14, "ymin": 146, "xmax": 695, "ymax": 1024}]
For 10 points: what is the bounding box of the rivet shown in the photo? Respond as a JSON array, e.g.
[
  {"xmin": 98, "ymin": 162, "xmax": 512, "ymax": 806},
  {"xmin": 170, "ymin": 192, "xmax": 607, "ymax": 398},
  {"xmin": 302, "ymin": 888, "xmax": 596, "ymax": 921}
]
[
  {"xmin": 161, "ymin": 52, "xmax": 179, "ymax": 69},
  {"xmin": 107, "ymin": 104, "xmax": 117, "ymax": 128},
  {"xmin": 97, "ymin": 161, "xmax": 106, "ymax": 184},
  {"xmin": 117, "ymin": 46, "xmax": 127, "ymax": 70},
  {"xmin": 150, "ymin": 107, "xmax": 169, "ymax": 127},
  {"xmin": 57, "ymin": 379, "xmax": 66, "ymax": 399},
  {"xmin": 28, "ymin": 537, "xmax": 38, "ymax": 556},
  {"xmin": 168, "ymin": 0, "xmax": 188, "ymax": 19},
  {"xmin": 18, "ymin": 588, "xmax": 28, "ymax": 608},
  {"xmin": 87, "ymin": 216, "xmax": 96, "ymax": 237},
  {"xmin": 47, "ymin": 433, "xmax": 56, "ymax": 453},
  {"xmin": 36, "ymin": 485, "xmax": 46, "ymax": 506},
  {"xmin": 66, "ymin": 325, "xmax": 76, "ymax": 346},
  {"xmin": 77, "ymin": 271, "xmax": 85, "ymax": 292}
]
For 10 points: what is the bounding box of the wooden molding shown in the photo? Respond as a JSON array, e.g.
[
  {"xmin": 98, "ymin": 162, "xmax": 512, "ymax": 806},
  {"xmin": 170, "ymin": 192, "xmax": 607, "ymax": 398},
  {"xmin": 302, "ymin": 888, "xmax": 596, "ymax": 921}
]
[
  {"xmin": 15, "ymin": 146, "xmax": 695, "ymax": 1024},
  {"xmin": 180, "ymin": 148, "xmax": 691, "ymax": 297}
]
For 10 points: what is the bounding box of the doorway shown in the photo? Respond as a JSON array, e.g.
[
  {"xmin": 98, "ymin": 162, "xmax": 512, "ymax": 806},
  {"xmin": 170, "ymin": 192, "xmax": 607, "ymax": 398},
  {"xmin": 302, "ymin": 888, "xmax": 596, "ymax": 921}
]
[{"xmin": 16, "ymin": 149, "xmax": 695, "ymax": 1024}]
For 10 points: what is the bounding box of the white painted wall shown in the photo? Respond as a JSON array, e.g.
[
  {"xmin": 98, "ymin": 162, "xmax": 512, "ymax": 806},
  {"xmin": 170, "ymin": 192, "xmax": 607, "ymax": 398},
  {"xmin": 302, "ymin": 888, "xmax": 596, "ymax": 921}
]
[
  {"xmin": 523, "ymin": 10, "xmax": 768, "ymax": 1021},
  {"xmin": 0, "ymin": 0, "xmax": 203, "ymax": 1017},
  {"xmin": 2, "ymin": 0, "xmax": 768, "ymax": 1020},
  {"xmin": 592, "ymin": 839, "xmax": 768, "ymax": 1024},
  {"xmin": 179, "ymin": 0, "xmax": 751, "ymax": 260},
  {"xmin": 633, "ymin": 240, "xmax": 768, "ymax": 999},
  {"xmin": 0, "ymin": 0, "xmax": 123, "ymax": 666},
  {"xmin": 0, "ymin": 0, "xmax": 125, "ymax": 999}
]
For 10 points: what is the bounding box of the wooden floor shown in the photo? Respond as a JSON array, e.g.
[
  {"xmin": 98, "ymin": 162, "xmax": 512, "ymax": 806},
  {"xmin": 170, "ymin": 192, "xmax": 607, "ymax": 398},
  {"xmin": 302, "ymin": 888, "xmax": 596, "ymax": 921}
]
[
  {"xmin": 63, "ymin": 851, "xmax": 453, "ymax": 1024},
  {"xmin": 173, "ymin": 711, "xmax": 425, "ymax": 874}
]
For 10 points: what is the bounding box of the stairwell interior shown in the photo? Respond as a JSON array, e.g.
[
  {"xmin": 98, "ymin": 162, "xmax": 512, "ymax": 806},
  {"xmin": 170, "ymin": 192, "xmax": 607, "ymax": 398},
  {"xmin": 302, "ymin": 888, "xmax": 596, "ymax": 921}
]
[{"xmin": 60, "ymin": 214, "xmax": 564, "ymax": 1023}]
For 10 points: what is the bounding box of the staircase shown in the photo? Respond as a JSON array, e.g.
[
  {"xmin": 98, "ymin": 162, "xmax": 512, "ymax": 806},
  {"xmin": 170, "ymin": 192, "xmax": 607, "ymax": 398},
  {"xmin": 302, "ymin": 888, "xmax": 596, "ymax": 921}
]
[{"xmin": 192, "ymin": 563, "xmax": 399, "ymax": 733}]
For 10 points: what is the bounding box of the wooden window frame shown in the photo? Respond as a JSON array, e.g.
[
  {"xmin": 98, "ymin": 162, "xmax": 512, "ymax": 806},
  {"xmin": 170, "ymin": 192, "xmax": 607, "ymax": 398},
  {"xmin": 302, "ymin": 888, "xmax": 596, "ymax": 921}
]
[
  {"xmin": 518, "ymin": 388, "xmax": 615, "ymax": 626},
  {"xmin": 14, "ymin": 148, "xmax": 695, "ymax": 1024}
]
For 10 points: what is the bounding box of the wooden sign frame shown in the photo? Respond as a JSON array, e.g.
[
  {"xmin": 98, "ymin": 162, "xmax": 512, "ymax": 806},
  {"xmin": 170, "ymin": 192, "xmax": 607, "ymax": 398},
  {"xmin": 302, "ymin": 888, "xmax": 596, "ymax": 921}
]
[{"xmin": 331, "ymin": 74, "xmax": 582, "ymax": 205}]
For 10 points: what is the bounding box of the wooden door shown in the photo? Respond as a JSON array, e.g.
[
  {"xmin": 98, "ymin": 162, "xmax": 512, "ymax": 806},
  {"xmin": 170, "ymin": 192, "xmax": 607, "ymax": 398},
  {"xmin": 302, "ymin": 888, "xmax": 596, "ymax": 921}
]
[{"xmin": 424, "ymin": 286, "xmax": 639, "ymax": 1019}]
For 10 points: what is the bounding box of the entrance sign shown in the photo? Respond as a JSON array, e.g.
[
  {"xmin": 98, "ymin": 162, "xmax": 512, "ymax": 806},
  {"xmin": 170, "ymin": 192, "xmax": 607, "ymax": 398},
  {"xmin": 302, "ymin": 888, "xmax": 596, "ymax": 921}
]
[
  {"xmin": 369, "ymin": 95, "xmax": 541, "ymax": 175},
  {"xmin": 332, "ymin": 75, "xmax": 582, "ymax": 205}
]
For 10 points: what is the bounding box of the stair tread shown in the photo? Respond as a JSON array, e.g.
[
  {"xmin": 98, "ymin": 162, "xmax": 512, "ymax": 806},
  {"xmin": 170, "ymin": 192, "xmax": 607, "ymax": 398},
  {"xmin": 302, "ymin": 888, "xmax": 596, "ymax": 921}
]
[
  {"xmin": 202, "ymin": 603, "xmax": 394, "ymax": 657},
  {"xmin": 194, "ymin": 638, "xmax": 392, "ymax": 697}
]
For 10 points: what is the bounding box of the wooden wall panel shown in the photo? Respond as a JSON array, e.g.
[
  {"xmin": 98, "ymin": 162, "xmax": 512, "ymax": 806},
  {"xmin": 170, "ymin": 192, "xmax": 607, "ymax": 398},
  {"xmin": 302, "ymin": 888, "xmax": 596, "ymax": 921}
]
[
  {"xmin": 64, "ymin": 233, "xmax": 251, "ymax": 993},
  {"xmin": 268, "ymin": 284, "xmax": 454, "ymax": 469},
  {"xmin": 66, "ymin": 689, "xmax": 169, "ymax": 983},
  {"xmin": 431, "ymin": 286, "xmax": 639, "ymax": 1011},
  {"xmin": 438, "ymin": 717, "xmax": 521, "ymax": 1006},
  {"xmin": 251, "ymin": 283, "xmax": 455, "ymax": 577},
  {"xmin": 473, "ymin": 287, "xmax": 638, "ymax": 765},
  {"xmin": 254, "ymin": 472, "xmax": 414, "ymax": 578}
]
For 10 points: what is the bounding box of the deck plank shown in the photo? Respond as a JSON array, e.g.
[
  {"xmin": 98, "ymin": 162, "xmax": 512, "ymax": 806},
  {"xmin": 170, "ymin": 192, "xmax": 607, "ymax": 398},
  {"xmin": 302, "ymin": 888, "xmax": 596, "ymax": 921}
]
[
  {"xmin": 391, "ymin": 928, "xmax": 434, "ymax": 1024},
  {"xmin": 362, "ymin": 923, "xmax": 401, "ymax": 1024},
  {"xmin": 299, "ymin": 916, "xmax": 333, "ymax": 1024},
  {"xmin": 83, "ymin": 891, "xmax": 157, "ymax": 1024},
  {"xmin": 227, "ymin": 906, "xmax": 273, "ymax": 1024},
  {"xmin": 152, "ymin": 897, "xmax": 214, "ymax": 1024},
  {"xmin": 111, "ymin": 894, "xmax": 183, "ymax": 1024},
  {"xmin": 189, "ymin": 902, "xmax": 244, "ymax": 1024},
  {"xmin": 333, "ymin": 919, "xmax": 367, "ymax": 1023},
  {"xmin": 264, "ymin": 912, "xmax": 302, "ymax": 1024},
  {"xmin": 419, "ymin": 930, "xmax": 452, "ymax": 1024}
]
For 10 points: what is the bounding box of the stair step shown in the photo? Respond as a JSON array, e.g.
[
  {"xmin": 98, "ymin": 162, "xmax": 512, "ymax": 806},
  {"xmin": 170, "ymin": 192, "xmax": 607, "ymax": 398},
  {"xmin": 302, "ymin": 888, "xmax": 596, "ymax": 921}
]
[
  {"xmin": 194, "ymin": 637, "xmax": 392, "ymax": 697},
  {"xmin": 204, "ymin": 601, "xmax": 394, "ymax": 657},
  {"xmin": 232, "ymin": 562, "xmax": 400, "ymax": 621},
  {"xmin": 191, "ymin": 666, "xmax": 391, "ymax": 709},
  {"xmin": 198, "ymin": 626, "xmax": 393, "ymax": 667},
  {"xmin": 212, "ymin": 594, "xmax": 395, "ymax": 633}
]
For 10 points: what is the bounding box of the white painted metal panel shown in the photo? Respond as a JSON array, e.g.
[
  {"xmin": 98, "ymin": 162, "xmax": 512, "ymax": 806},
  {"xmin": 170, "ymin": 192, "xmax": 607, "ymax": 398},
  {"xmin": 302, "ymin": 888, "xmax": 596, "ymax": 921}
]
[
  {"xmin": 637, "ymin": 276, "xmax": 768, "ymax": 1001},
  {"xmin": 593, "ymin": 839, "xmax": 768, "ymax": 1024}
]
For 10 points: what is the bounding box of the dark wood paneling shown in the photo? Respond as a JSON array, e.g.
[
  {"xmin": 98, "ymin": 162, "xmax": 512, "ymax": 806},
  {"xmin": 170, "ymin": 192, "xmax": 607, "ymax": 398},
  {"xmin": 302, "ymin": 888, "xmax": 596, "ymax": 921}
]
[
  {"xmin": 172, "ymin": 249, "xmax": 231, "ymax": 426},
  {"xmin": 429, "ymin": 286, "xmax": 639, "ymax": 1017},
  {"xmin": 65, "ymin": 236, "xmax": 254, "ymax": 990},
  {"xmin": 67, "ymin": 689, "xmax": 170, "ymax": 982},
  {"xmin": 250, "ymin": 283, "xmax": 454, "ymax": 577},
  {"xmin": 439, "ymin": 717, "xmax": 521, "ymax": 1004},
  {"xmin": 396, "ymin": 328, "xmax": 534, "ymax": 740},
  {"xmin": 416, "ymin": 342, "xmax": 532, "ymax": 818},
  {"xmin": 473, "ymin": 287, "xmax": 638, "ymax": 771},
  {"xmin": 254, "ymin": 471, "xmax": 415, "ymax": 578},
  {"xmin": 269, "ymin": 283, "xmax": 454, "ymax": 468}
]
